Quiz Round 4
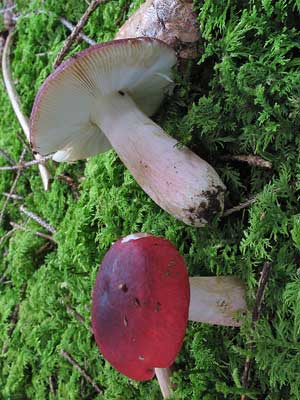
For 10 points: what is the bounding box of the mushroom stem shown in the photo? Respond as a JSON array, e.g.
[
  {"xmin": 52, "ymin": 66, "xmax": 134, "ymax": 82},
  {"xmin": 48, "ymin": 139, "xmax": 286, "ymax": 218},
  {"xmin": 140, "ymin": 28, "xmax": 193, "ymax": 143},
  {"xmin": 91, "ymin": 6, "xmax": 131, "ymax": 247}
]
[
  {"xmin": 154, "ymin": 367, "xmax": 173, "ymax": 399},
  {"xmin": 91, "ymin": 92, "xmax": 225, "ymax": 226},
  {"xmin": 188, "ymin": 276, "xmax": 246, "ymax": 327}
]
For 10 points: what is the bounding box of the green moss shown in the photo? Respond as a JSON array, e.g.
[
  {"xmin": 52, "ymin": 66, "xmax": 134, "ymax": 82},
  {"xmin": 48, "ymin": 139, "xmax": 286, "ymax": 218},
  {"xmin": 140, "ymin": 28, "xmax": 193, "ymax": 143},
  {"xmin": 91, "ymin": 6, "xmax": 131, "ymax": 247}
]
[{"xmin": 1, "ymin": 0, "xmax": 300, "ymax": 398}]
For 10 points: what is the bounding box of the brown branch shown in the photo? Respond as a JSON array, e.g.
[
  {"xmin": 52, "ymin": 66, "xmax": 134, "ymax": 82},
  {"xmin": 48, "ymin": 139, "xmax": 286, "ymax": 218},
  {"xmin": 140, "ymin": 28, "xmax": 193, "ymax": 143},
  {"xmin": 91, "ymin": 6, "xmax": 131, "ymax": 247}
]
[
  {"xmin": 223, "ymin": 154, "xmax": 272, "ymax": 170},
  {"xmin": 56, "ymin": 174, "xmax": 80, "ymax": 199},
  {"xmin": 10, "ymin": 222, "xmax": 57, "ymax": 243},
  {"xmin": 223, "ymin": 196, "xmax": 256, "ymax": 217},
  {"xmin": 60, "ymin": 350, "xmax": 103, "ymax": 394},
  {"xmin": 0, "ymin": 148, "xmax": 26, "ymax": 227},
  {"xmin": 241, "ymin": 261, "xmax": 272, "ymax": 399},
  {"xmin": 58, "ymin": 17, "xmax": 96, "ymax": 46},
  {"xmin": 115, "ymin": 0, "xmax": 130, "ymax": 26},
  {"xmin": 19, "ymin": 205, "xmax": 56, "ymax": 234},
  {"xmin": 53, "ymin": 0, "xmax": 107, "ymax": 68},
  {"xmin": 66, "ymin": 303, "xmax": 93, "ymax": 333}
]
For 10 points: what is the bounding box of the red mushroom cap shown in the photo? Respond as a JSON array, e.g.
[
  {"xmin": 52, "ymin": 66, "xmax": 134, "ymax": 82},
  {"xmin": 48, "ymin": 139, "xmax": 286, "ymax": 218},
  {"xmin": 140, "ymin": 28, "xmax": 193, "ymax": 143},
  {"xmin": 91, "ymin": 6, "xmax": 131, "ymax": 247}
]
[{"xmin": 91, "ymin": 233, "xmax": 190, "ymax": 381}]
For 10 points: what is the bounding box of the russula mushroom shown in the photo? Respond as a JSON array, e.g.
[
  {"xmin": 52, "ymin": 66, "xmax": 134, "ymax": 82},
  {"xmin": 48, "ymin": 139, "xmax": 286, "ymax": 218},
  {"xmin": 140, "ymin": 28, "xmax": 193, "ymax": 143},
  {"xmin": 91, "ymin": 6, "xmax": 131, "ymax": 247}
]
[
  {"xmin": 115, "ymin": 0, "xmax": 201, "ymax": 60},
  {"xmin": 91, "ymin": 233, "xmax": 246, "ymax": 398},
  {"xmin": 30, "ymin": 38, "xmax": 226, "ymax": 227}
]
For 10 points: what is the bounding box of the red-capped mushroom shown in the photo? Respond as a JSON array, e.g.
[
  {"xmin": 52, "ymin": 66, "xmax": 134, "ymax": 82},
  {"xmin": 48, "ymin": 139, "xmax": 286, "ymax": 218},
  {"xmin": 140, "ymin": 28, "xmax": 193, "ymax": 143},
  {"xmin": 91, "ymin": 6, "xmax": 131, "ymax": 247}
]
[
  {"xmin": 30, "ymin": 38, "xmax": 225, "ymax": 227},
  {"xmin": 91, "ymin": 233, "xmax": 246, "ymax": 398}
]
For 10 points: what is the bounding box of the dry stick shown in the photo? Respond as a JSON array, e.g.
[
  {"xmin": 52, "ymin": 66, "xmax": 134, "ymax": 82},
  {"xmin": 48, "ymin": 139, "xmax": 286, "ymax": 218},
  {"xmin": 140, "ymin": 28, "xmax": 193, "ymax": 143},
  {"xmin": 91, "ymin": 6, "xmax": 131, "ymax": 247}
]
[
  {"xmin": 223, "ymin": 154, "xmax": 272, "ymax": 170},
  {"xmin": 0, "ymin": 148, "xmax": 15, "ymax": 165},
  {"xmin": 0, "ymin": 227, "xmax": 17, "ymax": 248},
  {"xmin": 3, "ymin": 192, "xmax": 23, "ymax": 200},
  {"xmin": 12, "ymin": 13, "xmax": 96, "ymax": 47},
  {"xmin": 0, "ymin": 154, "xmax": 53, "ymax": 171},
  {"xmin": 53, "ymin": 0, "xmax": 107, "ymax": 68},
  {"xmin": 223, "ymin": 196, "xmax": 257, "ymax": 217},
  {"xmin": 56, "ymin": 174, "xmax": 80, "ymax": 199},
  {"xmin": 2, "ymin": 31, "xmax": 52, "ymax": 190},
  {"xmin": 115, "ymin": 0, "xmax": 130, "ymax": 26},
  {"xmin": 58, "ymin": 17, "xmax": 96, "ymax": 46},
  {"xmin": 19, "ymin": 205, "xmax": 56, "ymax": 234},
  {"xmin": 2, "ymin": 283, "xmax": 27, "ymax": 354},
  {"xmin": 240, "ymin": 261, "xmax": 272, "ymax": 400},
  {"xmin": 48, "ymin": 376, "xmax": 55, "ymax": 395},
  {"xmin": 60, "ymin": 350, "xmax": 103, "ymax": 394},
  {"xmin": 10, "ymin": 222, "xmax": 57, "ymax": 243},
  {"xmin": 0, "ymin": 148, "xmax": 26, "ymax": 227},
  {"xmin": 66, "ymin": 303, "xmax": 92, "ymax": 332}
]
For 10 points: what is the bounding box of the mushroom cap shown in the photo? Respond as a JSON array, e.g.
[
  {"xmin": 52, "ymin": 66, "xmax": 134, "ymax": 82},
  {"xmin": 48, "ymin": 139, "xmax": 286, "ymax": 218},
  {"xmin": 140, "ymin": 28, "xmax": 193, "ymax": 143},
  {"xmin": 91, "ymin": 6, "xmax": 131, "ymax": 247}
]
[
  {"xmin": 91, "ymin": 233, "xmax": 190, "ymax": 381},
  {"xmin": 30, "ymin": 38, "xmax": 176, "ymax": 162}
]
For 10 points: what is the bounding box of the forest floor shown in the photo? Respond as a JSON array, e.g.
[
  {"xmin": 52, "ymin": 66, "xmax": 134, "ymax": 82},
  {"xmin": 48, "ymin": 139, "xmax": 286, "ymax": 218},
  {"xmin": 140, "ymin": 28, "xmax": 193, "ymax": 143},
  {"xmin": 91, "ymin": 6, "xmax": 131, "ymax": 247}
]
[{"xmin": 1, "ymin": 1, "xmax": 300, "ymax": 399}]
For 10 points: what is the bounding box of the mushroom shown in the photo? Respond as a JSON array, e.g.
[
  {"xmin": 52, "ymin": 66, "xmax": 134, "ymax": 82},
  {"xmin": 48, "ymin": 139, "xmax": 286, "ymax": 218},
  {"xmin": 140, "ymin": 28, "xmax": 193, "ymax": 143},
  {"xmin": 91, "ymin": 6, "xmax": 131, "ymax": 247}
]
[
  {"xmin": 115, "ymin": 0, "xmax": 201, "ymax": 60},
  {"xmin": 30, "ymin": 38, "xmax": 226, "ymax": 227},
  {"xmin": 91, "ymin": 233, "xmax": 246, "ymax": 398}
]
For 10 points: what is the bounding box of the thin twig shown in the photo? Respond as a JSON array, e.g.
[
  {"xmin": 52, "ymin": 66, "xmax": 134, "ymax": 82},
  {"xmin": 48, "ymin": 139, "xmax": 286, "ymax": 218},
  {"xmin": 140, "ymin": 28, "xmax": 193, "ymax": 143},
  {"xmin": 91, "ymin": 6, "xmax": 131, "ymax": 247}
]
[
  {"xmin": 3, "ymin": 192, "xmax": 23, "ymax": 200},
  {"xmin": 10, "ymin": 222, "xmax": 57, "ymax": 243},
  {"xmin": 0, "ymin": 148, "xmax": 26, "ymax": 227},
  {"xmin": 223, "ymin": 154, "xmax": 272, "ymax": 170},
  {"xmin": 12, "ymin": 12, "xmax": 96, "ymax": 46},
  {"xmin": 66, "ymin": 303, "xmax": 93, "ymax": 333},
  {"xmin": 0, "ymin": 154, "xmax": 53, "ymax": 171},
  {"xmin": 0, "ymin": 227, "xmax": 17, "ymax": 248},
  {"xmin": 53, "ymin": 0, "xmax": 107, "ymax": 68},
  {"xmin": 115, "ymin": 0, "xmax": 130, "ymax": 26},
  {"xmin": 58, "ymin": 17, "xmax": 96, "ymax": 46},
  {"xmin": 60, "ymin": 350, "xmax": 103, "ymax": 394},
  {"xmin": 2, "ymin": 31, "xmax": 52, "ymax": 190},
  {"xmin": 241, "ymin": 261, "xmax": 272, "ymax": 399},
  {"xmin": 0, "ymin": 148, "xmax": 15, "ymax": 165},
  {"xmin": 223, "ymin": 196, "xmax": 256, "ymax": 217},
  {"xmin": 57, "ymin": 174, "xmax": 80, "ymax": 199},
  {"xmin": 48, "ymin": 376, "xmax": 55, "ymax": 395},
  {"xmin": 19, "ymin": 205, "xmax": 56, "ymax": 234}
]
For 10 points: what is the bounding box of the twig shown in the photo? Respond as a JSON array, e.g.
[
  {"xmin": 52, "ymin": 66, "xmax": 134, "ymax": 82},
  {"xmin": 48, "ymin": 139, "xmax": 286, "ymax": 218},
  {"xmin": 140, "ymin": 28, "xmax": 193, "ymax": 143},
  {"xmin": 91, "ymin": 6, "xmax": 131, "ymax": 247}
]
[
  {"xmin": 0, "ymin": 148, "xmax": 15, "ymax": 165},
  {"xmin": 223, "ymin": 154, "xmax": 272, "ymax": 170},
  {"xmin": 2, "ymin": 283, "xmax": 27, "ymax": 354},
  {"xmin": 115, "ymin": 0, "xmax": 130, "ymax": 26},
  {"xmin": 58, "ymin": 17, "xmax": 96, "ymax": 46},
  {"xmin": 0, "ymin": 148, "xmax": 26, "ymax": 227},
  {"xmin": 223, "ymin": 196, "xmax": 256, "ymax": 217},
  {"xmin": 49, "ymin": 376, "xmax": 55, "ymax": 395},
  {"xmin": 60, "ymin": 350, "xmax": 103, "ymax": 394},
  {"xmin": 57, "ymin": 174, "xmax": 80, "ymax": 199},
  {"xmin": 241, "ymin": 261, "xmax": 272, "ymax": 399},
  {"xmin": 2, "ymin": 31, "xmax": 52, "ymax": 190},
  {"xmin": 12, "ymin": 12, "xmax": 96, "ymax": 46},
  {"xmin": 10, "ymin": 222, "xmax": 57, "ymax": 243},
  {"xmin": 3, "ymin": 192, "xmax": 23, "ymax": 200},
  {"xmin": 0, "ymin": 154, "xmax": 53, "ymax": 171},
  {"xmin": 66, "ymin": 303, "xmax": 93, "ymax": 333},
  {"xmin": 53, "ymin": 0, "xmax": 107, "ymax": 68},
  {"xmin": 19, "ymin": 205, "xmax": 56, "ymax": 234},
  {"xmin": 0, "ymin": 227, "xmax": 17, "ymax": 248}
]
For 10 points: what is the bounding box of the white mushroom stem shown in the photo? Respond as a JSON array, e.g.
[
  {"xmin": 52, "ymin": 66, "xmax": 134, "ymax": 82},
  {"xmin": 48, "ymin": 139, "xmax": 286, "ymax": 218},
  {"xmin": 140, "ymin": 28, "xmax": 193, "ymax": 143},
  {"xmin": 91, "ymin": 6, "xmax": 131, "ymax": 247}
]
[
  {"xmin": 91, "ymin": 92, "xmax": 225, "ymax": 226},
  {"xmin": 2, "ymin": 32, "xmax": 52, "ymax": 191},
  {"xmin": 154, "ymin": 276, "xmax": 246, "ymax": 399},
  {"xmin": 154, "ymin": 367, "xmax": 173, "ymax": 399},
  {"xmin": 189, "ymin": 276, "xmax": 246, "ymax": 326}
]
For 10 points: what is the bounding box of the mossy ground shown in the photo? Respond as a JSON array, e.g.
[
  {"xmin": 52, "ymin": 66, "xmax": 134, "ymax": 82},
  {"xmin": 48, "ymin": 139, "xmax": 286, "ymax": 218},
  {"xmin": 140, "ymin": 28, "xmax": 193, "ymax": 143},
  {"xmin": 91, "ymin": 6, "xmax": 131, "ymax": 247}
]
[{"xmin": 1, "ymin": 0, "xmax": 300, "ymax": 399}]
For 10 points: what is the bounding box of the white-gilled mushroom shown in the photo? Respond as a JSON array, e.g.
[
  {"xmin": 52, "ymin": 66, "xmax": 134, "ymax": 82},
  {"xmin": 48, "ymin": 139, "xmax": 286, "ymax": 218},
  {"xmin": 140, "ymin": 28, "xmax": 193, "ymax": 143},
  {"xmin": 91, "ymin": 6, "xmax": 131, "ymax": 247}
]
[
  {"xmin": 30, "ymin": 38, "xmax": 225, "ymax": 226},
  {"xmin": 91, "ymin": 233, "xmax": 246, "ymax": 398}
]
